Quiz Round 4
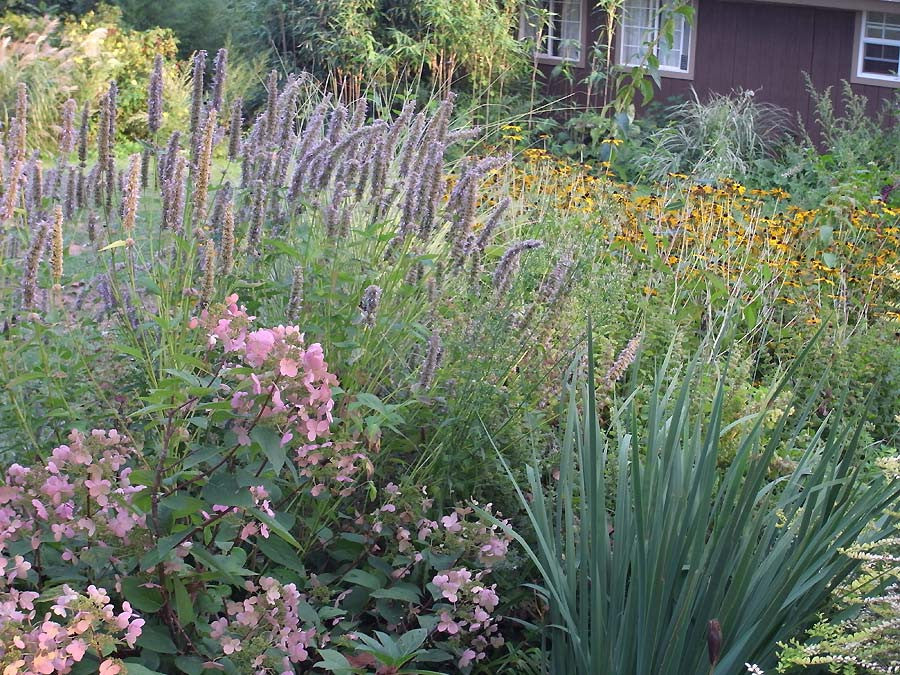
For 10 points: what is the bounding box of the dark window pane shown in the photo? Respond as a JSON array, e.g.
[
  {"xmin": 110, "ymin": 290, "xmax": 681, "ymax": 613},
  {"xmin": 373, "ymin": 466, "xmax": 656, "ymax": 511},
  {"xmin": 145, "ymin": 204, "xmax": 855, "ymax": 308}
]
[{"xmin": 863, "ymin": 42, "xmax": 900, "ymax": 75}]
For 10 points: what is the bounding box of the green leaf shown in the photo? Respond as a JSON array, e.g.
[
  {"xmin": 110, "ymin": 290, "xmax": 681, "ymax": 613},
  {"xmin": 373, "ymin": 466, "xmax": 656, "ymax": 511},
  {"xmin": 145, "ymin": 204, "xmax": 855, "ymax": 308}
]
[
  {"xmin": 395, "ymin": 628, "xmax": 429, "ymax": 655},
  {"xmin": 121, "ymin": 577, "xmax": 164, "ymax": 613},
  {"xmin": 251, "ymin": 426, "xmax": 287, "ymax": 474},
  {"xmin": 315, "ymin": 649, "xmax": 354, "ymax": 674},
  {"xmin": 99, "ymin": 239, "xmax": 128, "ymax": 251},
  {"xmin": 173, "ymin": 656, "xmax": 206, "ymax": 675},
  {"xmin": 172, "ymin": 576, "xmax": 195, "ymax": 627},
  {"xmin": 256, "ymin": 535, "xmax": 307, "ymax": 574},
  {"xmin": 370, "ymin": 585, "xmax": 421, "ymax": 604},
  {"xmin": 123, "ymin": 664, "xmax": 166, "ymax": 675},
  {"xmin": 348, "ymin": 392, "xmax": 387, "ymax": 414},
  {"xmin": 248, "ymin": 508, "xmax": 300, "ymax": 548},
  {"xmin": 822, "ymin": 252, "xmax": 837, "ymax": 269},
  {"xmin": 140, "ymin": 531, "xmax": 189, "ymax": 570},
  {"xmin": 161, "ymin": 493, "xmax": 207, "ymax": 518},
  {"xmin": 201, "ymin": 472, "xmax": 253, "ymax": 508},
  {"xmin": 135, "ymin": 625, "xmax": 178, "ymax": 654},
  {"xmin": 343, "ymin": 568, "xmax": 385, "ymax": 590}
]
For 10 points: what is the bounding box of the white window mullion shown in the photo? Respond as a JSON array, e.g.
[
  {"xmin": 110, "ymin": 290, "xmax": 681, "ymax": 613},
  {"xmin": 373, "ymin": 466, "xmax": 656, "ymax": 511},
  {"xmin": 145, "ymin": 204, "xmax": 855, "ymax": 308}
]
[
  {"xmin": 620, "ymin": 0, "xmax": 692, "ymax": 74},
  {"xmin": 858, "ymin": 10, "xmax": 900, "ymax": 82}
]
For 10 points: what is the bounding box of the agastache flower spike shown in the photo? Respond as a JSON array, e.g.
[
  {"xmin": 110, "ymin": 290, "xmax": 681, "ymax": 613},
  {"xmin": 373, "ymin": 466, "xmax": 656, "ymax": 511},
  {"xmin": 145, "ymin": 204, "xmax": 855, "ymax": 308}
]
[
  {"xmin": 418, "ymin": 330, "xmax": 443, "ymax": 390},
  {"xmin": 189, "ymin": 50, "xmax": 208, "ymax": 135},
  {"xmin": 148, "ymin": 54, "xmax": 164, "ymax": 136},
  {"xmin": 287, "ymin": 265, "xmax": 303, "ymax": 320},
  {"xmin": 327, "ymin": 103, "xmax": 347, "ymax": 144},
  {"xmin": 227, "ymin": 98, "xmax": 243, "ymax": 160},
  {"xmin": 163, "ymin": 153, "xmax": 187, "ymax": 233},
  {"xmin": 263, "ymin": 69, "xmax": 279, "ymax": 143},
  {"xmin": 220, "ymin": 198, "xmax": 235, "ymax": 275},
  {"xmin": 13, "ymin": 82, "xmax": 28, "ymax": 161},
  {"xmin": 77, "ymin": 101, "xmax": 89, "ymax": 168},
  {"xmin": 21, "ymin": 220, "xmax": 50, "ymax": 309},
  {"xmin": 603, "ymin": 334, "xmax": 642, "ymax": 390},
  {"xmin": 50, "ymin": 205, "xmax": 64, "ymax": 289},
  {"xmin": 192, "ymin": 107, "xmax": 217, "ymax": 227},
  {"xmin": 359, "ymin": 284, "xmax": 382, "ymax": 326},
  {"xmin": 199, "ymin": 241, "xmax": 217, "ymax": 308},
  {"xmin": 58, "ymin": 98, "xmax": 77, "ymax": 156},
  {"xmin": 64, "ymin": 165, "xmax": 78, "ymax": 218},
  {"xmin": 246, "ymin": 179, "xmax": 268, "ymax": 253},
  {"xmin": 210, "ymin": 48, "xmax": 228, "ymax": 112},
  {"xmin": 121, "ymin": 153, "xmax": 142, "ymax": 240},
  {"xmin": 493, "ymin": 239, "xmax": 543, "ymax": 298}
]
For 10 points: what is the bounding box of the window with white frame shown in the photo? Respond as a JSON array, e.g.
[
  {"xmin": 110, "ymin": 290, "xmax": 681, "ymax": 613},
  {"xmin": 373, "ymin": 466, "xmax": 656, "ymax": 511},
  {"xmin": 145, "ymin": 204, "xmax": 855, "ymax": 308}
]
[
  {"xmin": 857, "ymin": 11, "xmax": 900, "ymax": 82},
  {"xmin": 521, "ymin": 0, "xmax": 584, "ymax": 63},
  {"xmin": 618, "ymin": 0, "xmax": 693, "ymax": 74}
]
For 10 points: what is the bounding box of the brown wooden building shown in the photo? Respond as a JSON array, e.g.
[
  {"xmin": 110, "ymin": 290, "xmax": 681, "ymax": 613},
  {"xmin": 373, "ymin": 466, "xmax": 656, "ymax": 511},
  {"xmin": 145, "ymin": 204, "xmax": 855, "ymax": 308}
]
[{"xmin": 522, "ymin": 0, "xmax": 900, "ymax": 124}]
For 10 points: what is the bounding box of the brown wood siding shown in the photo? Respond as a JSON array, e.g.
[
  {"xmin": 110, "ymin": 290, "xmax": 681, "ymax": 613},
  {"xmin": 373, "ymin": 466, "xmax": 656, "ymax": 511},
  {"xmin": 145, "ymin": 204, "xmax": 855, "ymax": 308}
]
[{"xmin": 540, "ymin": 0, "xmax": 897, "ymax": 128}]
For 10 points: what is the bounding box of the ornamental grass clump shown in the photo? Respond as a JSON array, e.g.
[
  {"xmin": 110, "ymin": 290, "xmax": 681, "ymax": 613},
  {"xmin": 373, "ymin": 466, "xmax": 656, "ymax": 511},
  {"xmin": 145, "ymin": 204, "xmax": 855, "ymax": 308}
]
[{"xmin": 493, "ymin": 328, "xmax": 900, "ymax": 674}]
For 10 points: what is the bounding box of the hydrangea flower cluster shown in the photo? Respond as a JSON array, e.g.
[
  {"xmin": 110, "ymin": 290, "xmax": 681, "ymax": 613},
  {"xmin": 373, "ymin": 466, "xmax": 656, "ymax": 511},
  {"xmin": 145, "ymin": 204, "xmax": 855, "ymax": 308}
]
[
  {"xmin": 208, "ymin": 576, "xmax": 317, "ymax": 675},
  {"xmin": 192, "ymin": 295, "xmax": 372, "ymax": 495},
  {"xmin": 0, "ymin": 429, "xmax": 147, "ymax": 560},
  {"xmin": 191, "ymin": 293, "xmax": 337, "ymax": 445},
  {"xmin": 0, "ymin": 430, "xmax": 146, "ymax": 673},
  {"xmin": 431, "ymin": 567, "xmax": 505, "ymax": 669},
  {"xmin": 360, "ymin": 483, "xmax": 512, "ymax": 668},
  {"xmin": 369, "ymin": 483, "xmax": 512, "ymax": 569},
  {"xmin": 0, "ymin": 581, "xmax": 143, "ymax": 674}
]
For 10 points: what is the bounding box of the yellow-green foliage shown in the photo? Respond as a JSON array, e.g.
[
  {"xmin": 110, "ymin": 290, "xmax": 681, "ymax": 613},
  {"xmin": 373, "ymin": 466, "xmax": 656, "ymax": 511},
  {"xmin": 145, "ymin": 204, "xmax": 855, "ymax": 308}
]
[
  {"xmin": 0, "ymin": 5, "xmax": 183, "ymax": 149},
  {"xmin": 777, "ymin": 462, "xmax": 900, "ymax": 674}
]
